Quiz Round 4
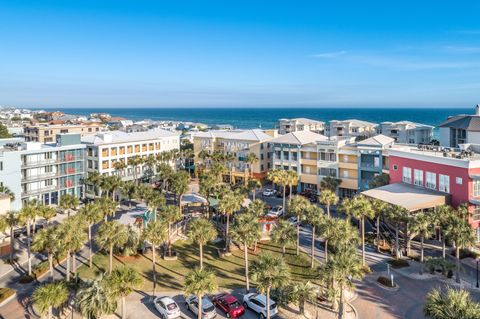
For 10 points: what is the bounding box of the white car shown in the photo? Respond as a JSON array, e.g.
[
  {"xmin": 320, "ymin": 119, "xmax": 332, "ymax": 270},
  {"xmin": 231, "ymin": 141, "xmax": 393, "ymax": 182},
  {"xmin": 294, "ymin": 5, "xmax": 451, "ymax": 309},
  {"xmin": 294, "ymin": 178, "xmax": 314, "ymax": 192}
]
[
  {"xmin": 185, "ymin": 295, "xmax": 217, "ymax": 319},
  {"xmin": 262, "ymin": 189, "xmax": 276, "ymax": 197},
  {"xmin": 243, "ymin": 293, "xmax": 278, "ymax": 318},
  {"xmin": 267, "ymin": 206, "xmax": 284, "ymax": 218},
  {"xmin": 154, "ymin": 296, "xmax": 181, "ymax": 319},
  {"xmin": 287, "ymin": 216, "xmax": 300, "ymax": 226}
]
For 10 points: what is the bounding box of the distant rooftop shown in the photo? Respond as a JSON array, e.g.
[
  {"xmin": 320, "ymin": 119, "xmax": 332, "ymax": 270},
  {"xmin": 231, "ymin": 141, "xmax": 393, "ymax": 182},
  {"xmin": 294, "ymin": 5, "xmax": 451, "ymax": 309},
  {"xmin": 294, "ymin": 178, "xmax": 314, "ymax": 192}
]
[
  {"xmin": 357, "ymin": 134, "xmax": 395, "ymax": 147},
  {"xmin": 380, "ymin": 120, "xmax": 434, "ymax": 128},
  {"xmin": 279, "ymin": 117, "xmax": 325, "ymax": 125},
  {"xmin": 329, "ymin": 119, "xmax": 377, "ymax": 127},
  {"xmin": 269, "ymin": 130, "xmax": 328, "ymax": 145},
  {"xmin": 81, "ymin": 129, "xmax": 179, "ymax": 145},
  {"xmin": 194, "ymin": 129, "xmax": 272, "ymax": 142}
]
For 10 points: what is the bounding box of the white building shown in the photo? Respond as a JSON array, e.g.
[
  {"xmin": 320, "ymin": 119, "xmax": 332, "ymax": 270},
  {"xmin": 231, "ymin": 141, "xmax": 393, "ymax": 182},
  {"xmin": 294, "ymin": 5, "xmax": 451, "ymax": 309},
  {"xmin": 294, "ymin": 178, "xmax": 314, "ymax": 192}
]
[
  {"xmin": 276, "ymin": 118, "xmax": 325, "ymax": 135},
  {"xmin": 326, "ymin": 119, "xmax": 377, "ymax": 139},
  {"xmin": 439, "ymin": 105, "xmax": 480, "ymax": 148},
  {"xmin": 82, "ymin": 129, "xmax": 180, "ymax": 184},
  {"xmin": 377, "ymin": 121, "xmax": 433, "ymax": 144}
]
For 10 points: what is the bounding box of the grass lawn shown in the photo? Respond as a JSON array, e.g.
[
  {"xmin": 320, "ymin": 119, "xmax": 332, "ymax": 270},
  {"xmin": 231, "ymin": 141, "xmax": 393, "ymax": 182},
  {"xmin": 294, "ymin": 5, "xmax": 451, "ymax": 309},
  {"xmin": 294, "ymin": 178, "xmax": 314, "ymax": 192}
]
[{"xmin": 78, "ymin": 240, "xmax": 319, "ymax": 292}]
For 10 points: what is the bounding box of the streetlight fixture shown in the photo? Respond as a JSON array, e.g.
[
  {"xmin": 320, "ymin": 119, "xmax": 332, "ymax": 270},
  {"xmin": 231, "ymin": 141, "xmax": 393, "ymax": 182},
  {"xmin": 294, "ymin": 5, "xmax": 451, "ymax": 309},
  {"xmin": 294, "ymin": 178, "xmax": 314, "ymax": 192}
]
[{"xmin": 476, "ymin": 259, "xmax": 479, "ymax": 288}]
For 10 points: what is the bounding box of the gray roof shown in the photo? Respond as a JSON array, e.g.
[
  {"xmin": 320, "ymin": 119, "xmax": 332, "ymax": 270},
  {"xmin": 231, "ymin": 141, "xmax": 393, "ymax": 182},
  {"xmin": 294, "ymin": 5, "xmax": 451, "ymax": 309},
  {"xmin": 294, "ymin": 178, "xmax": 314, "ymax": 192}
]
[
  {"xmin": 439, "ymin": 115, "xmax": 480, "ymax": 131},
  {"xmin": 81, "ymin": 129, "xmax": 179, "ymax": 145},
  {"xmin": 269, "ymin": 131, "xmax": 328, "ymax": 145}
]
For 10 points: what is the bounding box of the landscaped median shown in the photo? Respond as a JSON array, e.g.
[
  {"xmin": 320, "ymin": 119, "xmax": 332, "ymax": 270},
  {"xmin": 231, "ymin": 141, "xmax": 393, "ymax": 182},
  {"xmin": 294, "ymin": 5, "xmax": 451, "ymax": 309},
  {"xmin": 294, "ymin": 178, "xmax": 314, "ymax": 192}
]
[
  {"xmin": 78, "ymin": 240, "xmax": 319, "ymax": 291},
  {"xmin": 0, "ymin": 287, "xmax": 16, "ymax": 307}
]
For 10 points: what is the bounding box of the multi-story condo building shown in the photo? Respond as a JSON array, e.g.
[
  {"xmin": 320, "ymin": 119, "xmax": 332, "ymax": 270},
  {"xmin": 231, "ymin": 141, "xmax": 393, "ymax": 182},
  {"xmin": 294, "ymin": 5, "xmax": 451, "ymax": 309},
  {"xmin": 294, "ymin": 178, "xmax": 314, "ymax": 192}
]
[
  {"xmin": 82, "ymin": 129, "xmax": 180, "ymax": 184},
  {"xmin": 439, "ymin": 105, "xmax": 480, "ymax": 148},
  {"xmin": 337, "ymin": 143, "xmax": 359, "ymax": 198},
  {"xmin": 0, "ymin": 134, "xmax": 86, "ymax": 210},
  {"xmin": 326, "ymin": 119, "xmax": 377, "ymax": 139},
  {"xmin": 193, "ymin": 129, "xmax": 275, "ymax": 182},
  {"xmin": 276, "ymin": 118, "xmax": 325, "ymax": 135},
  {"xmin": 356, "ymin": 135, "xmax": 394, "ymax": 191},
  {"xmin": 24, "ymin": 123, "xmax": 106, "ymax": 143},
  {"xmin": 270, "ymin": 131, "xmax": 327, "ymax": 192},
  {"xmin": 377, "ymin": 121, "xmax": 433, "ymax": 144}
]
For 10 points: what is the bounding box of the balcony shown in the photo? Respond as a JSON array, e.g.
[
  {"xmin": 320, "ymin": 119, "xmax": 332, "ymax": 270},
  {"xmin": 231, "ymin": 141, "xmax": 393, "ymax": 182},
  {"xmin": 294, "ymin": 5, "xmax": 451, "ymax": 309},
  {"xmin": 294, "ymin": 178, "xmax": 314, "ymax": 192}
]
[
  {"xmin": 22, "ymin": 158, "xmax": 57, "ymax": 167},
  {"xmin": 22, "ymin": 172, "xmax": 58, "ymax": 182},
  {"xmin": 340, "ymin": 178, "xmax": 358, "ymax": 190},
  {"xmin": 300, "ymin": 158, "xmax": 317, "ymax": 166},
  {"xmin": 22, "ymin": 185, "xmax": 58, "ymax": 196},
  {"xmin": 359, "ymin": 161, "xmax": 381, "ymax": 170},
  {"xmin": 338, "ymin": 162, "xmax": 357, "ymax": 170}
]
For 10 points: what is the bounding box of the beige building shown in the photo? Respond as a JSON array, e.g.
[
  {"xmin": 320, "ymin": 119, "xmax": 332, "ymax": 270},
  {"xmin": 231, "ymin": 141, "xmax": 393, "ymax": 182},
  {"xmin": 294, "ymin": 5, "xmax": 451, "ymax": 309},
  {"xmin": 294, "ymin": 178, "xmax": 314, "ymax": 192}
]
[
  {"xmin": 25, "ymin": 123, "xmax": 106, "ymax": 143},
  {"xmin": 193, "ymin": 129, "xmax": 276, "ymax": 182},
  {"xmin": 276, "ymin": 118, "xmax": 325, "ymax": 135},
  {"xmin": 326, "ymin": 119, "xmax": 377, "ymax": 139}
]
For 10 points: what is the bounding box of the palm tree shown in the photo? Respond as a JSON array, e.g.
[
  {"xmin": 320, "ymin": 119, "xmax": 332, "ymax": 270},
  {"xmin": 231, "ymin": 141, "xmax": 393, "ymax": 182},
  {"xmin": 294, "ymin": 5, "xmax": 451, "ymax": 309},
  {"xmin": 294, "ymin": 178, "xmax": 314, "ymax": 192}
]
[
  {"xmin": 32, "ymin": 226, "xmax": 61, "ymax": 282},
  {"xmin": 187, "ymin": 218, "xmax": 217, "ymax": 269},
  {"xmin": 318, "ymin": 189, "xmax": 338, "ymax": 218},
  {"xmin": 19, "ymin": 202, "xmax": 37, "ymax": 276},
  {"xmin": 38, "ymin": 205, "xmax": 56, "ymax": 226},
  {"xmin": 77, "ymin": 276, "xmax": 117, "ymax": 319},
  {"xmin": 183, "ymin": 268, "xmax": 218, "ymax": 319},
  {"xmin": 218, "ymin": 191, "xmax": 242, "ymax": 251},
  {"xmin": 147, "ymin": 191, "xmax": 166, "ymax": 222},
  {"xmin": 337, "ymin": 197, "xmax": 355, "ymax": 222},
  {"xmin": 304, "ymin": 204, "xmax": 324, "ymax": 268},
  {"xmin": 247, "ymin": 199, "xmax": 266, "ymax": 217},
  {"xmin": 444, "ymin": 211, "xmax": 476, "ymax": 283},
  {"xmin": 105, "ymin": 266, "xmax": 143, "ymax": 319},
  {"xmin": 96, "ymin": 221, "xmax": 129, "ymax": 274},
  {"xmin": 289, "ymin": 195, "xmax": 310, "ymax": 256},
  {"xmin": 250, "ymin": 252, "xmax": 290, "ymax": 319},
  {"xmin": 285, "ymin": 170, "xmax": 298, "ymax": 205},
  {"xmin": 79, "ymin": 203, "xmax": 103, "ymax": 268},
  {"xmin": 59, "ymin": 194, "xmax": 79, "ymax": 217},
  {"xmin": 266, "ymin": 169, "xmax": 280, "ymax": 190},
  {"xmin": 4, "ymin": 211, "xmax": 19, "ymax": 264},
  {"xmin": 319, "ymin": 176, "xmax": 341, "ymax": 192},
  {"xmin": 424, "ymin": 287, "xmax": 480, "ymax": 319},
  {"xmin": 271, "ymin": 220, "xmax": 296, "ymax": 256},
  {"xmin": 410, "ymin": 212, "xmax": 432, "ymax": 264},
  {"xmin": 33, "ymin": 281, "xmax": 69, "ymax": 319},
  {"xmin": 159, "ymin": 205, "xmax": 181, "ymax": 256},
  {"xmin": 85, "ymin": 171, "xmax": 102, "ymax": 197},
  {"xmin": 369, "ymin": 199, "xmax": 389, "ymax": 252},
  {"xmin": 0, "ymin": 185, "xmax": 15, "ymax": 201},
  {"xmin": 245, "ymin": 153, "xmax": 259, "ymax": 179},
  {"xmin": 60, "ymin": 216, "xmax": 87, "ymax": 281},
  {"xmin": 97, "ymin": 197, "xmax": 117, "ymax": 221},
  {"xmin": 351, "ymin": 196, "xmax": 375, "ymax": 266},
  {"xmin": 385, "ymin": 204, "xmax": 407, "ymax": 258},
  {"xmin": 113, "ymin": 160, "xmax": 127, "ymax": 177},
  {"xmin": 247, "ymin": 179, "xmax": 262, "ymax": 201},
  {"xmin": 231, "ymin": 212, "xmax": 261, "ymax": 292},
  {"xmin": 293, "ymin": 281, "xmax": 316, "ymax": 315},
  {"xmin": 142, "ymin": 220, "xmax": 168, "ymax": 297},
  {"xmin": 121, "ymin": 180, "xmax": 137, "ymax": 208},
  {"xmin": 432, "ymin": 204, "xmax": 454, "ymax": 259},
  {"xmin": 108, "ymin": 175, "xmax": 123, "ymax": 202},
  {"xmin": 319, "ymin": 246, "xmax": 364, "ymax": 319},
  {"xmin": 170, "ymin": 170, "xmax": 190, "ymax": 207},
  {"xmin": 129, "ymin": 155, "xmax": 144, "ymax": 184},
  {"xmin": 276, "ymin": 170, "xmax": 289, "ymax": 210}
]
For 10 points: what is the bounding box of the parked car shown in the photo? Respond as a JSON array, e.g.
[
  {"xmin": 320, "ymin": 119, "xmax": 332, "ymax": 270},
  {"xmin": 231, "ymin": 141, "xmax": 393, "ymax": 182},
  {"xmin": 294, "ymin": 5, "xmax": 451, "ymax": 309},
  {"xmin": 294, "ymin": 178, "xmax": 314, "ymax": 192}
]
[
  {"xmin": 262, "ymin": 188, "xmax": 276, "ymax": 197},
  {"xmin": 242, "ymin": 293, "xmax": 278, "ymax": 319},
  {"xmin": 212, "ymin": 293, "xmax": 245, "ymax": 318},
  {"xmin": 154, "ymin": 296, "xmax": 181, "ymax": 319},
  {"xmin": 185, "ymin": 295, "xmax": 217, "ymax": 319},
  {"xmin": 287, "ymin": 216, "xmax": 300, "ymax": 226},
  {"xmin": 267, "ymin": 206, "xmax": 284, "ymax": 218}
]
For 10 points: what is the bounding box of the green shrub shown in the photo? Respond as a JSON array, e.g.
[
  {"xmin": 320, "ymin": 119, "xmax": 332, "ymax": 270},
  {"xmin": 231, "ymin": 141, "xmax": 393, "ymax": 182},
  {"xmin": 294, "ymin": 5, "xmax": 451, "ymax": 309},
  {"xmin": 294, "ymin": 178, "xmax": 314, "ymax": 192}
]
[
  {"xmin": 388, "ymin": 259, "xmax": 409, "ymax": 269},
  {"xmin": 0, "ymin": 287, "xmax": 15, "ymax": 303},
  {"xmin": 377, "ymin": 276, "xmax": 395, "ymax": 288},
  {"xmin": 423, "ymin": 257, "xmax": 455, "ymax": 276}
]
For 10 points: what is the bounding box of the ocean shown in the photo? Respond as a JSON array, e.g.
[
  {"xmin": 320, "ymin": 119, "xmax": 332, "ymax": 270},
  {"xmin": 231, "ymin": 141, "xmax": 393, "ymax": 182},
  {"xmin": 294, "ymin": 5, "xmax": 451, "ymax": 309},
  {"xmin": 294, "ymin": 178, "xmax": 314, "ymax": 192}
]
[{"xmin": 37, "ymin": 107, "xmax": 471, "ymax": 132}]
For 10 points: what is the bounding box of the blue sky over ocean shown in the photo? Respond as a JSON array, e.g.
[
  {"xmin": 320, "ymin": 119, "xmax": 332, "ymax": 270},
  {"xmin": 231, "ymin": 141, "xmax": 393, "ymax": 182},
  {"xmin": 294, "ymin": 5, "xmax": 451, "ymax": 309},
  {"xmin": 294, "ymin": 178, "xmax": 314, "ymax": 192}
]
[{"xmin": 1, "ymin": 1, "xmax": 480, "ymax": 108}]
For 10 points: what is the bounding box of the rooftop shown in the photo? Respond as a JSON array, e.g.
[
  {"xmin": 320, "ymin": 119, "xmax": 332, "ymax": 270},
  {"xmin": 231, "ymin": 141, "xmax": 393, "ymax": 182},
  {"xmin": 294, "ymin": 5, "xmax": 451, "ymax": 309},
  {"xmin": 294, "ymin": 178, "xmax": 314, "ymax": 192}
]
[
  {"xmin": 380, "ymin": 120, "xmax": 434, "ymax": 129},
  {"xmin": 81, "ymin": 129, "xmax": 180, "ymax": 145},
  {"xmin": 439, "ymin": 114, "xmax": 480, "ymax": 131},
  {"xmin": 193, "ymin": 129, "xmax": 273, "ymax": 142},
  {"xmin": 279, "ymin": 117, "xmax": 325, "ymax": 125},
  {"xmin": 329, "ymin": 119, "xmax": 377, "ymax": 127},
  {"xmin": 269, "ymin": 130, "xmax": 328, "ymax": 145},
  {"xmin": 357, "ymin": 134, "xmax": 395, "ymax": 147}
]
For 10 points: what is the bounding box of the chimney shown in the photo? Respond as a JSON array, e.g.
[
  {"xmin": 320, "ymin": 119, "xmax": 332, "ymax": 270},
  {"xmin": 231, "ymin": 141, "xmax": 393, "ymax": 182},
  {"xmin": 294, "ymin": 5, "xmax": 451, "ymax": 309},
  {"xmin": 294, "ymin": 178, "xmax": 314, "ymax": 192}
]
[{"xmin": 476, "ymin": 104, "xmax": 480, "ymax": 116}]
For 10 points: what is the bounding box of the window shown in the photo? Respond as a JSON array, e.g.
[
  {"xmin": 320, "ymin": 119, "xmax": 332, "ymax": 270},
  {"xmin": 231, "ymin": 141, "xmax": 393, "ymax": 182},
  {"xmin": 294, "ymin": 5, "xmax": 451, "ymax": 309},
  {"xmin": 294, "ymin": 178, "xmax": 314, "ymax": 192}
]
[
  {"xmin": 439, "ymin": 174, "xmax": 450, "ymax": 193},
  {"xmin": 426, "ymin": 172, "xmax": 436, "ymax": 190},
  {"xmin": 456, "ymin": 177, "xmax": 463, "ymax": 185},
  {"xmin": 402, "ymin": 167, "xmax": 412, "ymax": 183},
  {"xmin": 474, "ymin": 180, "xmax": 480, "ymax": 197},
  {"xmin": 319, "ymin": 168, "xmax": 337, "ymax": 177},
  {"xmin": 473, "ymin": 206, "xmax": 480, "ymax": 221},
  {"xmin": 393, "ymin": 165, "xmax": 398, "ymax": 171},
  {"xmin": 414, "ymin": 169, "xmax": 423, "ymax": 186}
]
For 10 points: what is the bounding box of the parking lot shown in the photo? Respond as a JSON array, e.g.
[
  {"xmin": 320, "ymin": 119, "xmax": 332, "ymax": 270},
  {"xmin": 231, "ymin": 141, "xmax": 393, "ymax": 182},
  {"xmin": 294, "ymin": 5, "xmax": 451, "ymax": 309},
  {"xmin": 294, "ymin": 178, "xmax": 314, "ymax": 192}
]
[{"xmin": 119, "ymin": 290, "xmax": 284, "ymax": 319}]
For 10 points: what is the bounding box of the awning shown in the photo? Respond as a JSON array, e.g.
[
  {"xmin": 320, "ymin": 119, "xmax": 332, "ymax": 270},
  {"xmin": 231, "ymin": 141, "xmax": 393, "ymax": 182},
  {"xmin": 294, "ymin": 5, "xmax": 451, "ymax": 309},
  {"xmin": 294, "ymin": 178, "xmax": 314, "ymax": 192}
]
[{"xmin": 361, "ymin": 183, "xmax": 450, "ymax": 212}]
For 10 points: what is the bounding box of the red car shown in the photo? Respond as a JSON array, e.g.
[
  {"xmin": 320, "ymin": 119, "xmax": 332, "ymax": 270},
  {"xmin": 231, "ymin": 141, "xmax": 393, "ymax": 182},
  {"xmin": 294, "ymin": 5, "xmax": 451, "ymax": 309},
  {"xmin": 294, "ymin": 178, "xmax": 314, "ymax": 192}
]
[{"xmin": 212, "ymin": 293, "xmax": 245, "ymax": 318}]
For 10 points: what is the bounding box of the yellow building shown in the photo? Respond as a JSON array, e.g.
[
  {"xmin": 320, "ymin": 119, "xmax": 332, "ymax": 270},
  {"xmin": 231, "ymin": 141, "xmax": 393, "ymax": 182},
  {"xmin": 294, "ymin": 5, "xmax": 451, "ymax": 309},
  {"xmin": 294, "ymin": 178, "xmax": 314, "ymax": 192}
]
[
  {"xmin": 25, "ymin": 123, "xmax": 106, "ymax": 143},
  {"xmin": 193, "ymin": 129, "xmax": 276, "ymax": 183},
  {"xmin": 338, "ymin": 144, "xmax": 359, "ymax": 198}
]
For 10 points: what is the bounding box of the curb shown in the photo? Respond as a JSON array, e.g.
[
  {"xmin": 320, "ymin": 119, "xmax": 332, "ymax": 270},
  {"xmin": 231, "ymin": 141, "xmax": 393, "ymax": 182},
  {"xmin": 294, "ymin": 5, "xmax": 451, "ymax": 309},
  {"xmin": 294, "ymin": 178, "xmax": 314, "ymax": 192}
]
[{"xmin": 0, "ymin": 291, "xmax": 17, "ymax": 307}]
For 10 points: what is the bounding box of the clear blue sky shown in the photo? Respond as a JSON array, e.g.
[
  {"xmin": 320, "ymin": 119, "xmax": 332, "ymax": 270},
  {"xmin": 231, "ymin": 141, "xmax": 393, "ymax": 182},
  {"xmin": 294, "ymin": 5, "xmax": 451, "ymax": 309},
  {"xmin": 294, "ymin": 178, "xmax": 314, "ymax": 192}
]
[{"xmin": 1, "ymin": 0, "xmax": 480, "ymax": 108}]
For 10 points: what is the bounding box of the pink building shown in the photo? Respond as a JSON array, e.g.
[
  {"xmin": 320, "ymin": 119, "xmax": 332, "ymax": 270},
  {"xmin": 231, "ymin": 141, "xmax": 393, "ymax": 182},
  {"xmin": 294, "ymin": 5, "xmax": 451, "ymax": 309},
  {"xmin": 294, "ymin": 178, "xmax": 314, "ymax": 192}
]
[{"xmin": 388, "ymin": 146, "xmax": 480, "ymax": 233}]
